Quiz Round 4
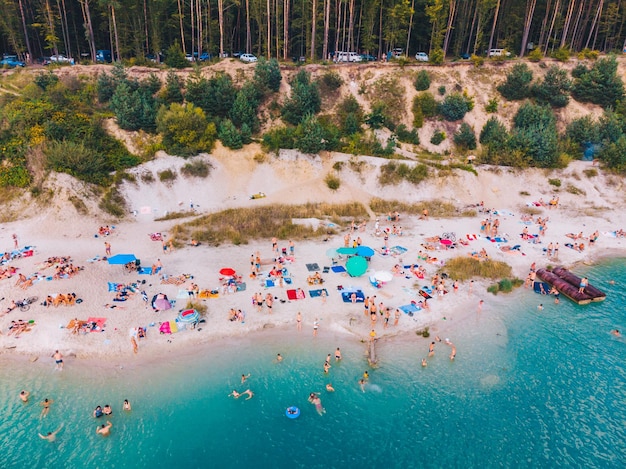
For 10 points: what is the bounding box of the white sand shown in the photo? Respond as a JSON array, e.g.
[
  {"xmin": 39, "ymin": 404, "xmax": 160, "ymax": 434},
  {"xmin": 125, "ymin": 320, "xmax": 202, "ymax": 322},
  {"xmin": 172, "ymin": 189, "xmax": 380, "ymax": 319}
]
[{"xmin": 0, "ymin": 150, "xmax": 624, "ymax": 365}]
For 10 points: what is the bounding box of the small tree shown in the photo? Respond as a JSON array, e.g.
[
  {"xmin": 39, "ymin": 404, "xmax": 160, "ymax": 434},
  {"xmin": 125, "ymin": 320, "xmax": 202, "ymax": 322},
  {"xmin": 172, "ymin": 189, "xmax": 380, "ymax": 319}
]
[
  {"xmin": 414, "ymin": 92, "xmax": 438, "ymax": 118},
  {"xmin": 156, "ymin": 103, "xmax": 217, "ymax": 157},
  {"xmin": 162, "ymin": 70, "xmax": 184, "ymax": 105},
  {"xmin": 295, "ymin": 114, "xmax": 325, "ymax": 154},
  {"xmin": 336, "ymin": 95, "xmax": 364, "ymax": 135},
  {"xmin": 439, "ymin": 93, "xmax": 471, "ymax": 121},
  {"xmin": 165, "ymin": 43, "xmax": 189, "ymax": 69},
  {"xmin": 497, "ymin": 63, "xmax": 533, "ymax": 100},
  {"xmin": 599, "ymin": 135, "xmax": 626, "ymax": 172},
  {"xmin": 571, "ymin": 56, "xmax": 625, "ymax": 109},
  {"xmin": 230, "ymin": 82, "xmax": 260, "ymax": 131},
  {"xmin": 453, "ymin": 122, "xmax": 477, "ymax": 150},
  {"xmin": 282, "ymin": 70, "xmax": 321, "ymax": 125},
  {"xmin": 219, "ymin": 119, "xmax": 243, "ymax": 149},
  {"xmin": 414, "ymin": 70, "xmax": 431, "ymax": 91},
  {"xmin": 532, "ymin": 65, "xmax": 571, "ymax": 108},
  {"xmin": 254, "ymin": 57, "xmax": 282, "ymax": 93}
]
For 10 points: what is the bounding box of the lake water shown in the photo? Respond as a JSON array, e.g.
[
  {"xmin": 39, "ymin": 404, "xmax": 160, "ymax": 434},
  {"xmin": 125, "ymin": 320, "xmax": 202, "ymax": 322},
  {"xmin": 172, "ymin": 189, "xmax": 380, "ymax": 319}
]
[{"xmin": 2, "ymin": 259, "xmax": 625, "ymax": 468}]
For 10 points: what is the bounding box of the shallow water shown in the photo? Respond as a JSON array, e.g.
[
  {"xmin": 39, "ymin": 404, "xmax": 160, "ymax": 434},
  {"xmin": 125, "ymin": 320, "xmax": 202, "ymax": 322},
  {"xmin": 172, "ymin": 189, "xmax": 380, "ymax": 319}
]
[{"xmin": 2, "ymin": 259, "xmax": 626, "ymax": 468}]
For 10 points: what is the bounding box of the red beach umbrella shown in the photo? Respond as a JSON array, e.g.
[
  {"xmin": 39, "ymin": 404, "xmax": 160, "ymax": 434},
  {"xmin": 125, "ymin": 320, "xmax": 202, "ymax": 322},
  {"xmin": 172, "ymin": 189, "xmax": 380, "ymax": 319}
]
[
  {"xmin": 440, "ymin": 239, "xmax": 452, "ymax": 246},
  {"xmin": 219, "ymin": 267, "xmax": 236, "ymax": 276}
]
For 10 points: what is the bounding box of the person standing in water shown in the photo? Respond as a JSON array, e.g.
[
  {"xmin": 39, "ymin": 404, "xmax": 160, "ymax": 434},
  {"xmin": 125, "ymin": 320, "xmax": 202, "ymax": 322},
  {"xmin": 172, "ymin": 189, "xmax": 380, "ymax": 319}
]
[
  {"xmin": 335, "ymin": 348, "xmax": 342, "ymax": 361},
  {"xmin": 38, "ymin": 424, "xmax": 63, "ymax": 442},
  {"xmin": 20, "ymin": 390, "xmax": 30, "ymax": 402},
  {"xmin": 123, "ymin": 399, "xmax": 132, "ymax": 411},
  {"xmin": 53, "ymin": 350, "xmax": 64, "ymax": 371},
  {"xmin": 96, "ymin": 421, "xmax": 113, "ymax": 436}
]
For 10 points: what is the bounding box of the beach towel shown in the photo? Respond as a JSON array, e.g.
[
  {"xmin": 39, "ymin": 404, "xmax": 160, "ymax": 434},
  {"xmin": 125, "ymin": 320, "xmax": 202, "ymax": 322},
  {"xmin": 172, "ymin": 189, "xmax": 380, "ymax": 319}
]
[
  {"xmin": 286, "ymin": 289, "xmax": 306, "ymax": 300},
  {"xmin": 138, "ymin": 267, "xmax": 154, "ymax": 275},
  {"xmin": 341, "ymin": 290, "xmax": 365, "ymax": 303},
  {"xmin": 309, "ymin": 289, "xmax": 328, "ymax": 298},
  {"xmin": 331, "ymin": 265, "xmax": 346, "ymax": 273},
  {"xmin": 399, "ymin": 303, "xmax": 421, "ymax": 315},
  {"xmin": 177, "ymin": 289, "xmax": 191, "ymax": 299},
  {"xmin": 161, "ymin": 275, "xmax": 185, "ymax": 285},
  {"xmin": 86, "ymin": 256, "xmax": 101, "ymax": 263},
  {"xmin": 306, "ymin": 263, "xmax": 320, "ymax": 272},
  {"xmin": 419, "ymin": 289, "xmax": 432, "ymax": 299},
  {"xmin": 86, "ymin": 317, "xmax": 107, "ymax": 332},
  {"xmin": 236, "ymin": 282, "xmax": 247, "ymax": 292},
  {"xmin": 264, "ymin": 279, "xmax": 275, "ymax": 288},
  {"xmin": 390, "ymin": 246, "xmax": 408, "ymax": 255},
  {"xmin": 108, "ymin": 282, "xmax": 121, "ymax": 292},
  {"xmin": 323, "ymin": 266, "xmax": 330, "ymax": 273}
]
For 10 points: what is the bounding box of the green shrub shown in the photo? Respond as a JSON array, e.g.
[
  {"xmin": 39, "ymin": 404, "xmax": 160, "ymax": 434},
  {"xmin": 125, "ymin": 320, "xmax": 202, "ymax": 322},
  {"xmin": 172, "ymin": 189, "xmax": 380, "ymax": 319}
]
[
  {"xmin": 140, "ymin": 171, "xmax": 155, "ymax": 183},
  {"xmin": 295, "ymin": 114, "xmax": 326, "ymax": 154},
  {"xmin": 532, "ymin": 65, "xmax": 571, "ymax": 108},
  {"xmin": 583, "ymin": 168, "xmax": 598, "ymax": 178},
  {"xmin": 395, "ymin": 124, "xmax": 420, "ymax": 145},
  {"xmin": 412, "ymin": 99, "xmax": 424, "ymax": 128},
  {"xmin": 164, "ymin": 42, "xmax": 189, "ymax": 69},
  {"xmin": 181, "ymin": 159, "xmax": 211, "ymax": 178},
  {"xmin": 598, "ymin": 136, "xmax": 626, "ymax": 172},
  {"xmin": 565, "ymin": 184, "xmax": 586, "ymax": 195},
  {"xmin": 487, "ymin": 278, "xmax": 523, "ymax": 295},
  {"xmin": 369, "ymin": 75, "xmax": 405, "ymax": 128},
  {"xmin": 219, "ymin": 119, "xmax": 244, "ymax": 149},
  {"xmin": 318, "ymin": 70, "xmax": 344, "ymax": 91},
  {"xmin": 254, "ymin": 57, "xmax": 282, "ymax": 93},
  {"xmin": 414, "ymin": 92, "xmax": 438, "ymax": 118},
  {"xmin": 156, "ymin": 103, "xmax": 217, "ymax": 157},
  {"xmin": 527, "ymin": 48, "xmax": 543, "ymax": 62},
  {"xmin": 34, "ymin": 71, "xmax": 60, "ymax": 90},
  {"xmin": 438, "ymin": 85, "xmax": 446, "ymax": 96},
  {"xmin": 548, "ymin": 178, "xmax": 561, "ymax": 187},
  {"xmin": 429, "ymin": 48, "xmax": 444, "ymax": 65},
  {"xmin": 262, "ymin": 126, "xmax": 296, "ymax": 152},
  {"xmin": 577, "ymin": 48, "xmax": 599, "ymax": 60},
  {"xmin": 336, "ymin": 95, "xmax": 364, "ymax": 135},
  {"xmin": 46, "ymin": 140, "xmax": 112, "ymax": 185},
  {"xmin": 379, "ymin": 161, "xmax": 428, "ymax": 185},
  {"xmin": 565, "ymin": 116, "xmax": 600, "ymax": 149},
  {"xmin": 442, "ymin": 257, "xmax": 512, "ymax": 281},
  {"xmin": 497, "ymin": 63, "xmax": 533, "ymax": 100},
  {"xmin": 439, "ymin": 92, "xmax": 471, "ymax": 121},
  {"xmin": 282, "ymin": 69, "xmax": 321, "ymax": 125},
  {"xmin": 485, "ymin": 97, "xmax": 498, "ymax": 113},
  {"xmin": 161, "ymin": 70, "xmax": 184, "ymax": 105},
  {"xmin": 430, "ymin": 130, "xmax": 446, "ymax": 145},
  {"xmin": 453, "ymin": 123, "xmax": 477, "ymax": 150},
  {"xmin": 552, "ymin": 47, "xmax": 570, "ymax": 62},
  {"xmin": 571, "ymin": 56, "xmax": 625, "ymax": 109},
  {"xmin": 470, "ymin": 54, "xmax": 484, "ymax": 67},
  {"xmin": 414, "ymin": 70, "xmax": 431, "ymax": 91},
  {"xmin": 510, "ymin": 103, "xmax": 559, "ymax": 167},
  {"xmin": 332, "ymin": 161, "xmax": 344, "ymax": 171},
  {"xmin": 158, "ymin": 169, "xmax": 177, "ymax": 182},
  {"xmin": 99, "ymin": 186, "xmax": 127, "ymax": 217},
  {"xmin": 325, "ymin": 173, "xmax": 341, "ymax": 190}
]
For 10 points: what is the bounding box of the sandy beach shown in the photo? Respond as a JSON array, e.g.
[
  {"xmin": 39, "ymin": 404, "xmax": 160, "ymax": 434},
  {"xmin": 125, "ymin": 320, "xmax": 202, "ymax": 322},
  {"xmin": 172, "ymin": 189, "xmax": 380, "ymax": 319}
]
[{"xmin": 0, "ymin": 149, "xmax": 624, "ymax": 365}]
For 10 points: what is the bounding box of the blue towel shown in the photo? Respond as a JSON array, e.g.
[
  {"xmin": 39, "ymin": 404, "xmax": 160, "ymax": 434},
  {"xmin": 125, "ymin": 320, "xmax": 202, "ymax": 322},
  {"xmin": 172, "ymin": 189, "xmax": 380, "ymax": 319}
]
[
  {"xmin": 391, "ymin": 246, "xmax": 408, "ymax": 254},
  {"xmin": 331, "ymin": 265, "xmax": 346, "ymax": 273},
  {"xmin": 309, "ymin": 289, "xmax": 328, "ymax": 298},
  {"xmin": 108, "ymin": 282, "xmax": 120, "ymax": 292},
  {"xmin": 265, "ymin": 279, "xmax": 275, "ymax": 288},
  {"xmin": 138, "ymin": 267, "xmax": 152, "ymax": 275},
  {"xmin": 399, "ymin": 304, "xmax": 420, "ymax": 314},
  {"xmin": 284, "ymin": 277, "xmax": 293, "ymax": 285},
  {"xmin": 341, "ymin": 291, "xmax": 365, "ymax": 303}
]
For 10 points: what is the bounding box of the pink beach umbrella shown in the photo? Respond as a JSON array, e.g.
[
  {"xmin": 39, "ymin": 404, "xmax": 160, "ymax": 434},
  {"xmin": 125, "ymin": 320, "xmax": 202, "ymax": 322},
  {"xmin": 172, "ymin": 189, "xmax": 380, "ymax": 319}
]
[{"xmin": 440, "ymin": 239, "xmax": 452, "ymax": 246}]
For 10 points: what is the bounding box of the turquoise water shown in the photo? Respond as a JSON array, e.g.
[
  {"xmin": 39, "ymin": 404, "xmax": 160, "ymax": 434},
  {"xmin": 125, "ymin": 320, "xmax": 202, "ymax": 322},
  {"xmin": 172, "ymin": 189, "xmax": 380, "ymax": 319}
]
[{"xmin": 2, "ymin": 259, "xmax": 626, "ymax": 468}]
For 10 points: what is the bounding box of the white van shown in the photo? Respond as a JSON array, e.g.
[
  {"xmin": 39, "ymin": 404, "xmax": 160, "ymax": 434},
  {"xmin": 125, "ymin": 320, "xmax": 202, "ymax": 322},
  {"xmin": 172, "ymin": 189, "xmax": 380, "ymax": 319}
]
[
  {"xmin": 488, "ymin": 49, "xmax": 511, "ymax": 57},
  {"xmin": 335, "ymin": 51, "xmax": 362, "ymax": 63}
]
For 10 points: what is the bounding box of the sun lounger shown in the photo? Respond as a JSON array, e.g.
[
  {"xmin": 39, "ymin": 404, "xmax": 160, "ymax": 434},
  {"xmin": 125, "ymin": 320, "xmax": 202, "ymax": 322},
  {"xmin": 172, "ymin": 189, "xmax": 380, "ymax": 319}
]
[
  {"xmin": 309, "ymin": 288, "xmax": 328, "ymax": 298},
  {"xmin": 341, "ymin": 290, "xmax": 365, "ymax": 303}
]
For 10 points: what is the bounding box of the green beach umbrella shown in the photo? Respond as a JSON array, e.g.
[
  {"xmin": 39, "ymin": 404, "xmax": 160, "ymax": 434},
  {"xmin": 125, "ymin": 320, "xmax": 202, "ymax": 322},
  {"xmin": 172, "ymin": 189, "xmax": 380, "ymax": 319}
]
[
  {"xmin": 337, "ymin": 247, "xmax": 358, "ymax": 255},
  {"xmin": 346, "ymin": 256, "xmax": 368, "ymax": 277}
]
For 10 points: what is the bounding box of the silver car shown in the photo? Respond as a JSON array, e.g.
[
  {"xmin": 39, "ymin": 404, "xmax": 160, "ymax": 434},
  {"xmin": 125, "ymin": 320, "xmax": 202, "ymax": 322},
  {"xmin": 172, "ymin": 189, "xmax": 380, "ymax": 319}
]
[
  {"xmin": 240, "ymin": 53, "xmax": 258, "ymax": 63},
  {"xmin": 415, "ymin": 52, "xmax": 429, "ymax": 62}
]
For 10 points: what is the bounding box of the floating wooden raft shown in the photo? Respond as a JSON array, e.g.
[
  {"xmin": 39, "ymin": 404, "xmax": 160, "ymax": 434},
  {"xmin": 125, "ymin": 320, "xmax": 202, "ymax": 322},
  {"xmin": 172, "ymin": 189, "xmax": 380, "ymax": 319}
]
[{"xmin": 535, "ymin": 268, "xmax": 606, "ymax": 305}]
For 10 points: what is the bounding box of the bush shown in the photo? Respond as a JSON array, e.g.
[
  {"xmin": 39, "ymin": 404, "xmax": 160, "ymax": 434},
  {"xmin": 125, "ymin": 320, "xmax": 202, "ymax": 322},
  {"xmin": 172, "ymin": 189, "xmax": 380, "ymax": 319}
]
[
  {"xmin": 565, "ymin": 116, "xmax": 600, "ymax": 148},
  {"xmin": 577, "ymin": 48, "xmax": 599, "ymax": 60},
  {"xmin": 162, "ymin": 70, "xmax": 184, "ymax": 105},
  {"xmin": 599, "ymin": 135, "xmax": 626, "ymax": 172},
  {"xmin": 45, "ymin": 140, "xmax": 112, "ymax": 185},
  {"xmin": 453, "ymin": 123, "xmax": 477, "ymax": 150},
  {"xmin": 140, "ymin": 171, "xmax": 155, "ymax": 183},
  {"xmin": 369, "ymin": 75, "xmax": 406, "ymax": 128},
  {"xmin": 156, "ymin": 103, "xmax": 217, "ymax": 157},
  {"xmin": 379, "ymin": 161, "xmax": 429, "ymax": 185},
  {"xmin": 295, "ymin": 114, "xmax": 325, "ymax": 154},
  {"xmin": 262, "ymin": 126, "xmax": 296, "ymax": 152},
  {"xmin": 583, "ymin": 168, "xmax": 598, "ymax": 178},
  {"xmin": 430, "ymin": 130, "xmax": 446, "ymax": 145},
  {"xmin": 319, "ymin": 70, "xmax": 344, "ymax": 91},
  {"xmin": 395, "ymin": 124, "xmax": 420, "ymax": 145},
  {"xmin": 412, "ymin": 99, "xmax": 424, "ymax": 128},
  {"xmin": 439, "ymin": 92, "xmax": 471, "ymax": 121},
  {"xmin": 282, "ymin": 70, "xmax": 321, "ymax": 125},
  {"xmin": 510, "ymin": 103, "xmax": 559, "ymax": 167},
  {"xmin": 485, "ymin": 97, "xmax": 498, "ymax": 113},
  {"xmin": 336, "ymin": 95, "xmax": 364, "ymax": 135},
  {"xmin": 34, "ymin": 71, "xmax": 59, "ymax": 91},
  {"xmin": 164, "ymin": 42, "xmax": 189, "ymax": 69},
  {"xmin": 99, "ymin": 186, "xmax": 127, "ymax": 217},
  {"xmin": 158, "ymin": 169, "xmax": 177, "ymax": 182},
  {"xmin": 571, "ymin": 56, "xmax": 625, "ymax": 109},
  {"xmin": 254, "ymin": 57, "xmax": 282, "ymax": 93},
  {"xmin": 527, "ymin": 48, "xmax": 543, "ymax": 62},
  {"xmin": 470, "ymin": 54, "xmax": 484, "ymax": 67},
  {"xmin": 414, "ymin": 70, "xmax": 431, "ymax": 91},
  {"xmin": 497, "ymin": 63, "xmax": 533, "ymax": 100},
  {"xmin": 429, "ymin": 48, "xmax": 444, "ymax": 65},
  {"xmin": 480, "ymin": 117, "xmax": 509, "ymax": 148},
  {"xmin": 325, "ymin": 173, "xmax": 341, "ymax": 190},
  {"xmin": 532, "ymin": 65, "xmax": 571, "ymax": 108},
  {"xmin": 438, "ymin": 85, "xmax": 446, "ymax": 96},
  {"xmin": 219, "ymin": 119, "xmax": 243, "ymax": 149},
  {"xmin": 552, "ymin": 47, "xmax": 570, "ymax": 61},
  {"xmin": 414, "ymin": 92, "xmax": 438, "ymax": 118},
  {"xmin": 548, "ymin": 178, "xmax": 561, "ymax": 187}
]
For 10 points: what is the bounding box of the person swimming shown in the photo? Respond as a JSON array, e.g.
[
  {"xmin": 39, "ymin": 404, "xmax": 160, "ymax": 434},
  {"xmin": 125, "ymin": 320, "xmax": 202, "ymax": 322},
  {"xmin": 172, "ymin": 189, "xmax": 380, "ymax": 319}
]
[
  {"xmin": 326, "ymin": 383, "xmax": 335, "ymax": 392},
  {"xmin": 308, "ymin": 393, "xmax": 325, "ymax": 415},
  {"xmin": 123, "ymin": 399, "xmax": 131, "ymax": 411},
  {"xmin": 93, "ymin": 405, "xmax": 103, "ymax": 418}
]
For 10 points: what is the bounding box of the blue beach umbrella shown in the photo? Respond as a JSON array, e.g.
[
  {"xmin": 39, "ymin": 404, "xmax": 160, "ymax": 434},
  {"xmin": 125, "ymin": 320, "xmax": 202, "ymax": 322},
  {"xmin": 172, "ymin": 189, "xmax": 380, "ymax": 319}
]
[
  {"xmin": 107, "ymin": 254, "xmax": 137, "ymax": 265},
  {"xmin": 346, "ymin": 256, "xmax": 368, "ymax": 277},
  {"xmin": 337, "ymin": 247, "xmax": 358, "ymax": 255},
  {"xmin": 356, "ymin": 246, "xmax": 375, "ymax": 257}
]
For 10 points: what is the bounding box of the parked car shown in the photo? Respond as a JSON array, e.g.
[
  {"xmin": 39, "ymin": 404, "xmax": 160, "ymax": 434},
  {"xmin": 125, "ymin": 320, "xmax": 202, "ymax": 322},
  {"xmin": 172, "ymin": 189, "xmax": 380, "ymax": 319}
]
[
  {"xmin": 240, "ymin": 53, "xmax": 258, "ymax": 63},
  {"xmin": 415, "ymin": 52, "xmax": 429, "ymax": 62},
  {"xmin": 198, "ymin": 52, "xmax": 212, "ymax": 61},
  {"xmin": 146, "ymin": 53, "xmax": 164, "ymax": 63},
  {"xmin": 37, "ymin": 56, "xmax": 52, "ymax": 66},
  {"xmin": 232, "ymin": 51, "xmax": 243, "ymax": 58},
  {"xmin": 96, "ymin": 50, "xmax": 112, "ymax": 63},
  {"xmin": 185, "ymin": 53, "xmax": 195, "ymax": 62},
  {"xmin": 0, "ymin": 58, "xmax": 25, "ymax": 68},
  {"xmin": 360, "ymin": 53, "xmax": 377, "ymax": 62},
  {"xmin": 50, "ymin": 54, "xmax": 72, "ymax": 63},
  {"xmin": 392, "ymin": 48, "xmax": 404, "ymax": 58}
]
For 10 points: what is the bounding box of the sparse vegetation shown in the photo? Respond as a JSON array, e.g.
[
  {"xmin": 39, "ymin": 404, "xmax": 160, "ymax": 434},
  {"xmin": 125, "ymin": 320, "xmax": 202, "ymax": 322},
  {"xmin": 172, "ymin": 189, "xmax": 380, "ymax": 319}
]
[
  {"xmin": 548, "ymin": 178, "xmax": 561, "ymax": 187},
  {"xmin": 181, "ymin": 159, "xmax": 211, "ymax": 178},
  {"xmin": 99, "ymin": 186, "xmax": 127, "ymax": 217},
  {"xmin": 487, "ymin": 278, "xmax": 523, "ymax": 294},
  {"xmin": 158, "ymin": 169, "xmax": 177, "ymax": 182},
  {"xmin": 325, "ymin": 173, "xmax": 341, "ymax": 190},
  {"xmin": 140, "ymin": 171, "xmax": 155, "ymax": 183},
  {"xmin": 378, "ymin": 162, "xmax": 429, "ymax": 186},
  {"xmin": 441, "ymin": 257, "xmax": 513, "ymax": 282},
  {"xmin": 565, "ymin": 184, "xmax": 586, "ymax": 195},
  {"xmin": 170, "ymin": 203, "xmax": 368, "ymax": 245},
  {"xmin": 370, "ymin": 198, "xmax": 473, "ymax": 217}
]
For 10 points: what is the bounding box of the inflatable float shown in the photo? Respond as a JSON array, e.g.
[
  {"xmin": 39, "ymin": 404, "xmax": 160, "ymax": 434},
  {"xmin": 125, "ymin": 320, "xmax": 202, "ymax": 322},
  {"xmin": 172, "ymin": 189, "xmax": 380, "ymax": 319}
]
[
  {"xmin": 536, "ymin": 268, "xmax": 606, "ymax": 305},
  {"xmin": 286, "ymin": 406, "xmax": 300, "ymax": 419}
]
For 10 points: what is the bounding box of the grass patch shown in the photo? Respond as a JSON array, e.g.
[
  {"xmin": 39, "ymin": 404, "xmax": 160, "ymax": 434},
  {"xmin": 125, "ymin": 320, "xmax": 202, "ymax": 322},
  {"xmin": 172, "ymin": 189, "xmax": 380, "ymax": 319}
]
[
  {"xmin": 519, "ymin": 191, "xmax": 530, "ymax": 196},
  {"xmin": 548, "ymin": 178, "xmax": 561, "ymax": 187},
  {"xmin": 565, "ymin": 184, "xmax": 586, "ymax": 196},
  {"xmin": 348, "ymin": 158, "xmax": 366, "ymax": 173},
  {"xmin": 184, "ymin": 300, "xmax": 208, "ymax": 316},
  {"xmin": 487, "ymin": 278, "xmax": 524, "ymax": 295},
  {"xmin": 440, "ymin": 257, "xmax": 512, "ymax": 282},
  {"xmin": 520, "ymin": 206, "xmax": 542, "ymax": 215},
  {"xmin": 370, "ymin": 198, "xmax": 475, "ymax": 218},
  {"xmin": 99, "ymin": 186, "xmax": 127, "ymax": 218},
  {"xmin": 170, "ymin": 202, "xmax": 368, "ymax": 245},
  {"xmin": 158, "ymin": 169, "xmax": 177, "ymax": 183},
  {"xmin": 415, "ymin": 327, "xmax": 430, "ymax": 338},
  {"xmin": 181, "ymin": 159, "xmax": 211, "ymax": 178},
  {"xmin": 154, "ymin": 210, "xmax": 197, "ymax": 221},
  {"xmin": 140, "ymin": 171, "xmax": 155, "ymax": 183},
  {"xmin": 332, "ymin": 161, "xmax": 344, "ymax": 171},
  {"xmin": 68, "ymin": 195, "xmax": 88, "ymax": 215},
  {"xmin": 325, "ymin": 173, "xmax": 341, "ymax": 190},
  {"xmin": 379, "ymin": 161, "xmax": 429, "ymax": 186},
  {"xmin": 583, "ymin": 168, "xmax": 598, "ymax": 178},
  {"xmin": 253, "ymin": 152, "xmax": 268, "ymax": 163}
]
